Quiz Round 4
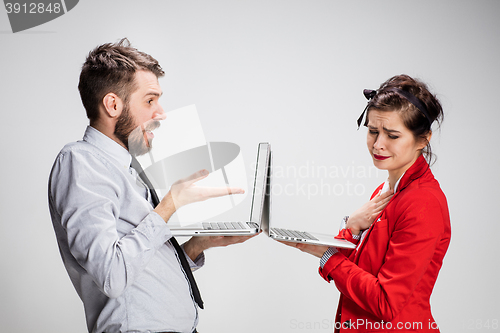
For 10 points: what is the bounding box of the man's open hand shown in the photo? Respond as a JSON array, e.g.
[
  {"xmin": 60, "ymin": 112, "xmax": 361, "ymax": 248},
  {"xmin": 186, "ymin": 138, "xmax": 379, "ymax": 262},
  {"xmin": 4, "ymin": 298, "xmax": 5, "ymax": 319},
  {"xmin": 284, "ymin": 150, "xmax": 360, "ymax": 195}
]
[{"xmin": 183, "ymin": 233, "xmax": 260, "ymax": 261}]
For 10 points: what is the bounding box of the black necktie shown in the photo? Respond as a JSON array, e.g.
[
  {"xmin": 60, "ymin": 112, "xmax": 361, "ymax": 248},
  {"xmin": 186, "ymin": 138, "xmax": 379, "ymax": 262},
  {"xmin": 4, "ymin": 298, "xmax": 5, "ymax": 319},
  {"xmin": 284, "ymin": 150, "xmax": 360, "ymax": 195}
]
[{"xmin": 130, "ymin": 156, "xmax": 204, "ymax": 309}]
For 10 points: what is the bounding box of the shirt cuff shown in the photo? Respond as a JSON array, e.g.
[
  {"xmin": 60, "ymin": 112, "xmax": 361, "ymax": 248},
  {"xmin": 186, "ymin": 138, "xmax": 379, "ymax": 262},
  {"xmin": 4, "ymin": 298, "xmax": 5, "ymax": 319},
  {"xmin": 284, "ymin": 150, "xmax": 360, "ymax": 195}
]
[
  {"xmin": 320, "ymin": 247, "xmax": 338, "ymax": 268},
  {"xmin": 318, "ymin": 251, "xmax": 346, "ymax": 282},
  {"xmin": 180, "ymin": 243, "xmax": 205, "ymax": 272}
]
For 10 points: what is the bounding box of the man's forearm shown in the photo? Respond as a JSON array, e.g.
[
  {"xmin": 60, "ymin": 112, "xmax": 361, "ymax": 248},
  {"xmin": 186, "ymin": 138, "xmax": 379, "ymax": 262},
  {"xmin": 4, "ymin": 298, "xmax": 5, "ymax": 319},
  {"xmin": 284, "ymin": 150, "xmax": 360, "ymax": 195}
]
[
  {"xmin": 153, "ymin": 192, "xmax": 176, "ymax": 223},
  {"xmin": 182, "ymin": 238, "xmax": 206, "ymax": 262}
]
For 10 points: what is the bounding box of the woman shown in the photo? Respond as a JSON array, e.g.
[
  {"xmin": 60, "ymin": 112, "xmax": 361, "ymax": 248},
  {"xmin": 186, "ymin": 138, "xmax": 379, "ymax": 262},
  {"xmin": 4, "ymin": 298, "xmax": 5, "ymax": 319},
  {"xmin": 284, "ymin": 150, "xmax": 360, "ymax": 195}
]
[{"xmin": 282, "ymin": 74, "xmax": 451, "ymax": 332}]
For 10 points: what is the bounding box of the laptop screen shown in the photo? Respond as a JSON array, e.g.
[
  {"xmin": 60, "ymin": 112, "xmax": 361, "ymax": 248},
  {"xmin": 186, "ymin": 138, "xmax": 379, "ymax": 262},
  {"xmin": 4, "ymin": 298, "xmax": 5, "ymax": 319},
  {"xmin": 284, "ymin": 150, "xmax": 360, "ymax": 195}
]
[{"xmin": 249, "ymin": 143, "xmax": 270, "ymax": 223}]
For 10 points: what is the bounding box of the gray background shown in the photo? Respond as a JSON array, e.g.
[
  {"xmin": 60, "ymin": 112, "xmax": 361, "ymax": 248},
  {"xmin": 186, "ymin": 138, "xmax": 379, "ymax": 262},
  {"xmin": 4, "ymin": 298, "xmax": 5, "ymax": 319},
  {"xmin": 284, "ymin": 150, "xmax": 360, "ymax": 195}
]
[{"xmin": 1, "ymin": 0, "xmax": 499, "ymax": 332}]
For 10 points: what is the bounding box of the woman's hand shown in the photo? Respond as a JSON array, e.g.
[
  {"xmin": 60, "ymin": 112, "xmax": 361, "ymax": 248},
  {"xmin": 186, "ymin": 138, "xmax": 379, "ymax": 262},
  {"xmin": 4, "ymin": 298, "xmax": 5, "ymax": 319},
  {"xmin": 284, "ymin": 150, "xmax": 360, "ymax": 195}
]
[
  {"xmin": 278, "ymin": 240, "xmax": 330, "ymax": 258},
  {"xmin": 346, "ymin": 189, "xmax": 394, "ymax": 235}
]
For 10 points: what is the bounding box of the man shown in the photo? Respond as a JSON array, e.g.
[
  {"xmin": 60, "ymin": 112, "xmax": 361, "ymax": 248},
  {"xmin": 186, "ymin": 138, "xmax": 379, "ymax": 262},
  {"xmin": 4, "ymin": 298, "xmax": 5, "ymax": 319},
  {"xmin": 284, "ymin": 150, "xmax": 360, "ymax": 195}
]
[{"xmin": 48, "ymin": 38, "xmax": 252, "ymax": 333}]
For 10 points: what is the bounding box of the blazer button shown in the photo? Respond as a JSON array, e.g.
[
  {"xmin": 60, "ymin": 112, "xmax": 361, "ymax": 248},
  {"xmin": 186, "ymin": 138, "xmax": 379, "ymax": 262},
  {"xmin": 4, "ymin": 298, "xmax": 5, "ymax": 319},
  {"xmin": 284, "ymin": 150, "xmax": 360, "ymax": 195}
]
[{"xmin": 343, "ymin": 320, "xmax": 351, "ymax": 328}]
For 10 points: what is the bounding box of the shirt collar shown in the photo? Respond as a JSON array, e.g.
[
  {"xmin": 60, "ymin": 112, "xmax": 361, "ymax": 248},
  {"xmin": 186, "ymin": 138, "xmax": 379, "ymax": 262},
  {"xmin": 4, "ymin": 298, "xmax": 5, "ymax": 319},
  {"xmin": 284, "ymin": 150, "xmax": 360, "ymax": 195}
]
[
  {"xmin": 380, "ymin": 154, "xmax": 430, "ymax": 194},
  {"xmin": 83, "ymin": 126, "xmax": 132, "ymax": 171},
  {"xmin": 381, "ymin": 172, "xmax": 405, "ymax": 194},
  {"xmin": 396, "ymin": 154, "xmax": 429, "ymax": 192}
]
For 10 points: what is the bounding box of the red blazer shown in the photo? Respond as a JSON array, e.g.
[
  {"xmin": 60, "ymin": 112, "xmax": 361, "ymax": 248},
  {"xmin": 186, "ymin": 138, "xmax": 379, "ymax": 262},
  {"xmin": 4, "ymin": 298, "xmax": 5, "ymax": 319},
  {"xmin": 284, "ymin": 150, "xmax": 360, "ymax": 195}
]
[{"xmin": 319, "ymin": 155, "xmax": 451, "ymax": 332}]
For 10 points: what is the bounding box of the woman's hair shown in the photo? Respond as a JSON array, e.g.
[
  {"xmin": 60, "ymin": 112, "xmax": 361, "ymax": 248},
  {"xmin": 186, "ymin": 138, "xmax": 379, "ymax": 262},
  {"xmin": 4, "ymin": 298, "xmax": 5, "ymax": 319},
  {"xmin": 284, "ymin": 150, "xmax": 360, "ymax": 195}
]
[
  {"xmin": 365, "ymin": 74, "xmax": 444, "ymax": 164},
  {"xmin": 78, "ymin": 38, "xmax": 165, "ymax": 122}
]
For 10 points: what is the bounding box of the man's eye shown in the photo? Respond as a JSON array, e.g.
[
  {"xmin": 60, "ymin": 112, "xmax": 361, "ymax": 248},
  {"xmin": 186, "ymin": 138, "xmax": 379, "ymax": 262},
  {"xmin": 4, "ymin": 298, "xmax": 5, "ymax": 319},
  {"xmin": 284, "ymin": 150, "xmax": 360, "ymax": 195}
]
[
  {"xmin": 388, "ymin": 135, "xmax": 399, "ymax": 139},
  {"xmin": 148, "ymin": 99, "xmax": 153, "ymax": 104},
  {"xmin": 369, "ymin": 130, "xmax": 378, "ymax": 135}
]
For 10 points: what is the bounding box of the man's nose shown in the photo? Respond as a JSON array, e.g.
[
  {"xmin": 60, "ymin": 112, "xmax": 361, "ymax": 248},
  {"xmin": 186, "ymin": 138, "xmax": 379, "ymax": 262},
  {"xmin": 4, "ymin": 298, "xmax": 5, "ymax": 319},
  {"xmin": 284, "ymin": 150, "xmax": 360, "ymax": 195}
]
[{"xmin": 154, "ymin": 104, "xmax": 166, "ymax": 121}]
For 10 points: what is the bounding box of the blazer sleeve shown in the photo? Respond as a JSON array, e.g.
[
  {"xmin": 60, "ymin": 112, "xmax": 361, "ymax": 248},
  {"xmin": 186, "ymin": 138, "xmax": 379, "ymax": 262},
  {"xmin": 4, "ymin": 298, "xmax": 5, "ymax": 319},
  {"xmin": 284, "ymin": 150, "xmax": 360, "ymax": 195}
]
[{"xmin": 319, "ymin": 189, "xmax": 446, "ymax": 322}]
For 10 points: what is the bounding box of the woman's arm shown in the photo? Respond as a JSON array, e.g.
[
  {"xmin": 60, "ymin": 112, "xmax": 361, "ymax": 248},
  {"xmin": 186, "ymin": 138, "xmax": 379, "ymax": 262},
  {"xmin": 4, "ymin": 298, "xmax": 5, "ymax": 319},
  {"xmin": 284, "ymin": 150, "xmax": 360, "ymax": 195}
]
[
  {"xmin": 320, "ymin": 190, "xmax": 447, "ymax": 321},
  {"xmin": 345, "ymin": 187, "xmax": 393, "ymax": 235}
]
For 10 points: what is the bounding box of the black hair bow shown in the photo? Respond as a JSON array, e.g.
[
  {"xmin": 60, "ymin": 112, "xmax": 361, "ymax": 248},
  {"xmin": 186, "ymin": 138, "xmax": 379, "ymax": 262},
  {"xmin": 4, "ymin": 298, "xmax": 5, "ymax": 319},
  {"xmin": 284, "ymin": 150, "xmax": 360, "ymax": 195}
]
[
  {"xmin": 363, "ymin": 89, "xmax": 377, "ymax": 100},
  {"xmin": 357, "ymin": 89, "xmax": 377, "ymax": 129}
]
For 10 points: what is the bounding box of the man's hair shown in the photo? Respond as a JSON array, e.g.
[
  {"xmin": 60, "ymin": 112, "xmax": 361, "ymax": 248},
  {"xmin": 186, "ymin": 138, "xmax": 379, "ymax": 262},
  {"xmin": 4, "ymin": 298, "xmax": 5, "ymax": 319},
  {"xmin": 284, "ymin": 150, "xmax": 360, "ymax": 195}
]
[{"xmin": 78, "ymin": 38, "xmax": 165, "ymax": 122}]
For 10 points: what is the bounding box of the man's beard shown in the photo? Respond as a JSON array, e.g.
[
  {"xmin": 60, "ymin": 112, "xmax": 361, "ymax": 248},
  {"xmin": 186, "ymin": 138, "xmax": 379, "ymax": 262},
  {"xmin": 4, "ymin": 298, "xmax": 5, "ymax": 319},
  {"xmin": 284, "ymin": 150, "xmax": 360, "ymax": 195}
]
[
  {"xmin": 114, "ymin": 104, "xmax": 160, "ymax": 156},
  {"xmin": 114, "ymin": 103, "xmax": 135, "ymax": 149}
]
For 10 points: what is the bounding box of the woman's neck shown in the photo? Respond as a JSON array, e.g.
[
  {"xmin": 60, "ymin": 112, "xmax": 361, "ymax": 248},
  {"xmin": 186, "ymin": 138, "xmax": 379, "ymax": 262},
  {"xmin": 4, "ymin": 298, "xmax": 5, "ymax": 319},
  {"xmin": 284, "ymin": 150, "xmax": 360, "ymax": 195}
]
[
  {"xmin": 388, "ymin": 173, "xmax": 401, "ymax": 191},
  {"xmin": 387, "ymin": 155, "xmax": 421, "ymax": 190}
]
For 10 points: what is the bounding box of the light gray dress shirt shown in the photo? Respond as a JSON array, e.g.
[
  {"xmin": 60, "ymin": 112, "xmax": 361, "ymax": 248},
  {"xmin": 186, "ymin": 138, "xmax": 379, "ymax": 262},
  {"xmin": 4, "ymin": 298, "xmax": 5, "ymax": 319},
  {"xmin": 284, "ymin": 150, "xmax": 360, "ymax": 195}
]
[{"xmin": 48, "ymin": 126, "xmax": 204, "ymax": 333}]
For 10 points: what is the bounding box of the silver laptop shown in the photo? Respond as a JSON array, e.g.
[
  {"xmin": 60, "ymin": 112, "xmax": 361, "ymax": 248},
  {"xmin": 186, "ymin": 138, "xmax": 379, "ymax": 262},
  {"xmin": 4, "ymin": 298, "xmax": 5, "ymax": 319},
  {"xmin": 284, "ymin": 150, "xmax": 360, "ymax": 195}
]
[
  {"xmin": 170, "ymin": 142, "xmax": 271, "ymax": 236},
  {"xmin": 262, "ymin": 150, "xmax": 356, "ymax": 249}
]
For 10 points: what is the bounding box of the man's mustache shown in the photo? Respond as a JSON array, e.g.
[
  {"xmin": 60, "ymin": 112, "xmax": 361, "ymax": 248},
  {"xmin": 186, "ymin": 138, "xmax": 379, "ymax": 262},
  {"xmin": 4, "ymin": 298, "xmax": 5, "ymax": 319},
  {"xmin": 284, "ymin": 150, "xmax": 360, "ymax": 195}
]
[{"xmin": 142, "ymin": 120, "xmax": 161, "ymax": 132}]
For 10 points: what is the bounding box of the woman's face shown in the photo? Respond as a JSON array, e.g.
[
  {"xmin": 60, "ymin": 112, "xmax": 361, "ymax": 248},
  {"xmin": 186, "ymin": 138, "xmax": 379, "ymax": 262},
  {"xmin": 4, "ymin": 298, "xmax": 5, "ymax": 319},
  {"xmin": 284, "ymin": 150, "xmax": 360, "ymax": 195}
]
[{"xmin": 366, "ymin": 110, "xmax": 428, "ymax": 180}]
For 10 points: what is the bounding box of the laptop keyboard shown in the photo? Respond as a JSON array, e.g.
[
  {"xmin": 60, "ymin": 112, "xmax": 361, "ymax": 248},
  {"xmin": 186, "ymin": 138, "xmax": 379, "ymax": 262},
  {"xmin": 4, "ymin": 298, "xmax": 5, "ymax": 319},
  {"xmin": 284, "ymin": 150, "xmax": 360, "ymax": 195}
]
[
  {"xmin": 271, "ymin": 228, "xmax": 319, "ymax": 241},
  {"xmin": 202, "ymin": 222, "xmax": 247, "ymax": 230}
]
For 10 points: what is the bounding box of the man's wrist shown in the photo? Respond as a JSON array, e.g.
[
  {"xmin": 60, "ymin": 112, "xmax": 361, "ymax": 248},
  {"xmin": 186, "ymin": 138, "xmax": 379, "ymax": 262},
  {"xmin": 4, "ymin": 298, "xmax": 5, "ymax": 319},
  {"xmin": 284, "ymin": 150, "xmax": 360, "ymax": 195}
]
[
  {"xmin": 183, "ymin": 238, "xmax": 206, "ymax": 262},
  {"xmin": 153, "ymin": 192, "xmax": 176, "ymax": 223}
]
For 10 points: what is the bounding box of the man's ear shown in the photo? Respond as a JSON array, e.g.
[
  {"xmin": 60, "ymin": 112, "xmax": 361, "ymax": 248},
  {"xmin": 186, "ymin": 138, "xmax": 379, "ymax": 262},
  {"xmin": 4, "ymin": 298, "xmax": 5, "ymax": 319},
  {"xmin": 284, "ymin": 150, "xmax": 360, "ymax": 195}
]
[{"xmin": 102, "ymin": 93, "xmax": 124, "ymax": 118}]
